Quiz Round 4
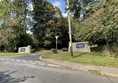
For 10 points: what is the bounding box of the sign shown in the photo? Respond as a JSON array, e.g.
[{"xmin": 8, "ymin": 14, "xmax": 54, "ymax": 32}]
[
  {"xmin": 76, "ymin": 43, "xmax": 85, "ymax": 48},
  {"xmin": 18, "ymin": 45, "xmax": 31, "ymax": 53},
  {"xmin": 20, "ymin": 48, "xmax": 25, "ymax": 52},
  {"xmin": 55, "ymin": 36, "xmax": 59, "ymax": 39},
  {"xmin": 68, "ymin": 42, "xmax": 90, "ymax": 52}
]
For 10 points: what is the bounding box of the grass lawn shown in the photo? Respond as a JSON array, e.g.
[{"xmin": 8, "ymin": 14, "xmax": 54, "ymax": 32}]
[
  {"xmin": 42, "ymin": 52, "xmax": 118, "ymax": 67},
  {"xmin": 0, "ymin": 52, "xmax": 23, "ymax": 56}
]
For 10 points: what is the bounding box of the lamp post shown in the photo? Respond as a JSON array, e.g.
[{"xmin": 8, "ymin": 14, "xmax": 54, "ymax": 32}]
[
  {"xmin": 67, "ymin": 0, "xmax": 73, "ymax": 57},
  {"xmin": 0, "ymin": 33, "xmax": 1, "ymax": 52},
  {"xmin": 55, "ymin": 36, "xmax": 58, "ymax": 51}
]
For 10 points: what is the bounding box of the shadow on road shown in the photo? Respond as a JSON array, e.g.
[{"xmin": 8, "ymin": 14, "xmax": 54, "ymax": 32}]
[{"xmin": 0, "ymin": 71, "xmax": 35, "ymax": 83}]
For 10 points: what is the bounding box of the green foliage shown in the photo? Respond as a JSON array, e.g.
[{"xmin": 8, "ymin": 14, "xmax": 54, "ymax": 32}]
[
  {"xmin": 0, "ymin": 52, "xmax": 20, "ymax": 56},
  {"xmin": 0, "ymin": 0, "xmax": 34, "ymax": 52},
  {"xmin": 51, "ymin": 48, "xmax": 57, "ymax": 53},
  {"xmin": 64, "ymin": 0, "xmax": 95, "ymax": 18},
  {"xmin": 32, "ymin": 0, "xmax": 56, "ymax": 47},
  {"xmin": 1, "ymin": 0, "xmax": 117, "ymax": 52},
  {"xmin": 31, "ymin": 49, "xmax": 36, "ymax": 53},
  {"xmin": 62, "ymin": 48, "xmax": 68, "ymax": 51},
  {"xmin": 0, "ymin": 26, "xmax": 32, "ymax": 52},
  {"xmin": 32, "ymin": 0, "xmax": 69, "ymax": 48},
  {"xmin": 88, "ymin": 70, "xmax": 101, "ymax": 75},
  {"xmin": 102, "ymin": 45, "xmax": 118, "ymax": 58},
  {"xmin": 0, "ymin": 0, "xmax": 70, "ymax": 52},
  {"xmin": 73, "ymin": 0, "xmax": 118, "ymax": 46}
]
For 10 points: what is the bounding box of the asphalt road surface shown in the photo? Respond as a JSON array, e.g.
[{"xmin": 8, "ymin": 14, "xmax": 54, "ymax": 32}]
[
  {"xmin": 0, "ymin": 52, "xmax": 49, "ymax": 61},
  {"xmin": 0, "ymin": 52, "xmax": 118, "ymax": 83}
]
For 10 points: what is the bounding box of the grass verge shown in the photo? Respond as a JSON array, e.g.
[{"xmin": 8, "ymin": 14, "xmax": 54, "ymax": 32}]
[
  {"xmin": 42, "ymin": 52, "xmax": 118, "ymax": 67},
  {"xmin": 88, "ymin": 70, "xmax": 101, "ymax": 75},
  {"xmin": 0, "ymin": 52, "xmax": 23, "ymax": 56}
]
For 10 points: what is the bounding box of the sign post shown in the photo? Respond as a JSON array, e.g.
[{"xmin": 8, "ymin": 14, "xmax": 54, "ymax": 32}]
[{"xmin": 55, "ymin": 36, "xmax": 59, "ymax": 51}]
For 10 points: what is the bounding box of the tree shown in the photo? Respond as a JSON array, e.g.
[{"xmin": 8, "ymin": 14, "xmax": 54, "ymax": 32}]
[
  {"xmin": 32, "ymin": 0, "xmax": 69, "ymax": 48},
  {"xmin": 0, "ymin": 0, "xmax": 33, "ymax": 52},
  {"xmin": 74, "ymin": 0, "xmax": 118, "ymax": 45},
  {"xmin": 64, "ymin": 0, "xmax": 95, "ymax": 19}
]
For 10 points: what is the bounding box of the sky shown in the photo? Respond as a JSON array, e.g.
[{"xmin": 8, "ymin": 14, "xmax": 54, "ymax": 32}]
[{"xmin": 48, "ymin": 0, "xmax": 67, "ymax": 17}]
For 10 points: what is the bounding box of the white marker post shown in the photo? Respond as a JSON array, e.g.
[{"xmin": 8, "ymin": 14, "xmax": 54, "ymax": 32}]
[{"xmin": 55, "ymin": 36, "xmax": 59, "ymax": 51}]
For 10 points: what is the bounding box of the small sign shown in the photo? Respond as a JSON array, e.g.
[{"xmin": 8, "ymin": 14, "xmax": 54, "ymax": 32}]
[
  {"xmin": 18, "ymin": 45, "xmax": 31, "ymax": 53},
  {"xmin": 76, "ymin": 43, "xmax": 85, "ymax": 48},
  {"xmin": 55, "ymin": 36, "xmax": 59, "ymax": 39},
  {"xmin": 20, "ymin": 48, "xmax": 25, "ymax": 52}
]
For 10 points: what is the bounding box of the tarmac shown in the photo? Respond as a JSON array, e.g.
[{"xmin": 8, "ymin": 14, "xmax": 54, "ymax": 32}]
[{"xmin": 43, "ymin": 59, "xmax": 118, "ymax": 78}]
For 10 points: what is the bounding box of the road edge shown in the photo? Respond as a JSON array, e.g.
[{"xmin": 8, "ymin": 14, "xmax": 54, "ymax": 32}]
[{"xmin": 42, "ymin": 59, "xmax": 118, "ymax": 78}]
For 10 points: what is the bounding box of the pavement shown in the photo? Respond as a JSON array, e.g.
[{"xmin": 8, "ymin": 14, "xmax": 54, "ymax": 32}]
[{"xmin": 42, "ymin": 59, "xmax": 118, "ymax": 78}]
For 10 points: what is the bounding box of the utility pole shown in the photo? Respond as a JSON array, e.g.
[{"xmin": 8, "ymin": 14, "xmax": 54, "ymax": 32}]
[{"xmin": 67, "ymin": 0, "xmax": 73, "ymax": 57}]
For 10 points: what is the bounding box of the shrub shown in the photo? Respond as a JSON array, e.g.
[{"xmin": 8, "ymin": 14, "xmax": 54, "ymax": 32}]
[
  {"xmin": 102, "ymin": 45, "xmax": 118, "ymax": 58},
  {"xmin": 51, "ymin": 48, "xmax": 57, "ymax": 53},
  {"xmin": 31, "ymin": 49, "xmax": 36, "ymax": 53},
  {"xmin": 62, "ymin": 48, "xmax": 68, "ymax": 51}
]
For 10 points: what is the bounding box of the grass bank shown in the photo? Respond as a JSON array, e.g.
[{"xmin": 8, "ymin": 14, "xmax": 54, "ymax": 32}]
[
  {"xmin": 42, "ymin": 52, "xmax": 118, "ymax": 67},
  {"xmin": 0, "ymin": 52, "xmax": 23, "ymax": 56}
]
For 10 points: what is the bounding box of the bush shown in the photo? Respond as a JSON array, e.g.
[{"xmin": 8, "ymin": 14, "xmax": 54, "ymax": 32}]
[
  {"xmin": 62, "ymin": 48, "xmax": 68, "ymax": 51},
  {"xmin": 51, "ymin": 48, "xmax": 57, "ymax": 53},
  {"xmin": 31, "ymin": 49, "xmax": 36, "ymax": 53},
  {"xmin": 102, "ymin": 45, "xmax": 118, "ymax": 58}
]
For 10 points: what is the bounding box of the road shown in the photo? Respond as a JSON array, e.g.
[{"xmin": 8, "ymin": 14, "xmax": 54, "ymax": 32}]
[
  {"xmin": 0, "ymin": 52, "xmax": 118, "ymax": 83},
  {"xmin": 0, "ymin": 52, "xmax": 49, "ymax": 61}
]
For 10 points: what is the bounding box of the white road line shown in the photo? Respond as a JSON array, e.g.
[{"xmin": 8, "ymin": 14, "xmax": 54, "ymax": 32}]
[
  {"xmin": 5, "ymin": 59, "xmax": 10, "ymax": 61},
  {"xmin": 10, "ymin": 59, "xmax": 15, "ymax": 61},
  {"xmin": 38, "ymin": 63, "xmax": 45, "ymax": 66},
  {"xmin": 31, "ymin": 62, "xmax": 36, "ymax": 64},
  {"xmin": 0, "ymin": 58, "xmax": 61, "ymax": 68},
  {"xmin": 22, "ymin": 60, "xmax": 27, "ymax": 63},
  {"xmin": 0, "ymin": 58, "xmax": 5, "ymax": 60},
  {"xmin": 47, "ymin": 64, "xmax": 61, "ymax": 67},
  {"xmin": 34, "ymin": 61, "xmax": 45, "ymax": 65},
  {"xmin": 16, "ymin": 59, "xmax": 21, "ymax": 62},
  {"xmin": 34, "ymin": 61, "xmax": 40, "ymax": 63},
  {"xmin": 28, "ymin": 60, "xmax": 33, "ymax": 62},
  {"xmin": 28, "ymin": 60, "xmax": 34, "ymax": 63}
]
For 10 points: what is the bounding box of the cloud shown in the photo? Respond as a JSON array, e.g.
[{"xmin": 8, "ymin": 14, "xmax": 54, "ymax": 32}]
[
  {"xmin": 28, "ymin": 2, "xmax": 33, "ymax": 11},
  {"xmin": 52, "ymin": 1, "xmax": 62, "ymax": 9},
  {"xmin": 62, "ymin": 13, "xmax": 68, "ymax": 17}
]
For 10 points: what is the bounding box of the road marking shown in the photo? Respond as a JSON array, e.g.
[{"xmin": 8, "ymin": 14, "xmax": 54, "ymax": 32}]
[
  {"xmin": 0, "ymin": 58, "xmax": 61, "ymax": 68},
  {"xmin": 47, "ymin": 64, "xmax": 61, "ymax": 67},
  {"xmin": 10, "ymin": 59, "xmax": 15, "ymax": 61},
  {"xmin": 38, "ymin": 63, "xmax": 45, "ymax": 66},
  {"xmin": 5, "ymin": 59, "xmax": 10, "ymax": 61},
  {"xmin": 16, "ymin": 59, "xmax": 21, "ymax": 62},
  {"xmin": 28, "ymin": 60, "xmax": 33, "ymax": 63},
  {"xmin": 34, "ymin": 61, "xmax": 40, "ymax": 63},
  {"xmin": 22, "ymin": 60, "xmax": 27, "ymax": 63},
  {"xmin": 0, "ymin": 58, "xmax": 5, "ymax": 60},
  {"xmin": 34, "ymin": 61, "xmax": 45, "ymax": 65},
  {"xmin": 31, "ymin": 62, "xmax": 37, "ymax": 64}
]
